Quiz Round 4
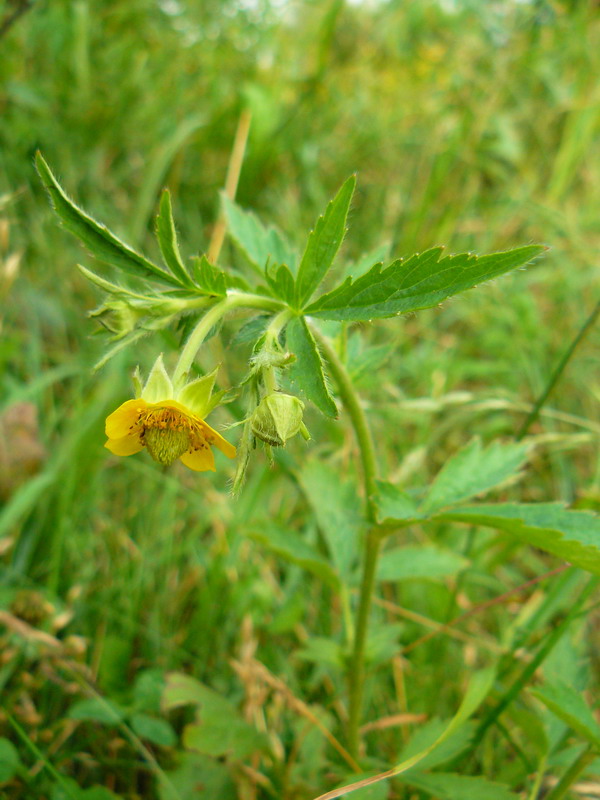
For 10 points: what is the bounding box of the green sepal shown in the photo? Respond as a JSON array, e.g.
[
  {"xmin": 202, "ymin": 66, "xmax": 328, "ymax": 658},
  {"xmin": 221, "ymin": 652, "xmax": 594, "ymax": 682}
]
[
  {"xmin": 142, "ymin": 354, "xmax": 174, "ymax": 402},
  {"xmin": 132, "ymin": 366, "xmax": 143, "ymax": 399},
  {"xmin": 35, "ymin": 152, "xmax": 183, "ymax": 288},
  {"xmin": 305, "ymin": 245, "xmax": 547, "ymax": 321},
  {"xmin": 176, "ymin": 366, "xmax": 219, "ymax": 417},
  {"xmin": 155, "ymin": 189, "xmax": 194, "ymax": 287},
  {"xmin": 295, "ymin": 174, "xmax": 356, "ymax": 308},
  {"xmin": 286, "ymin": 316, "xmax": 337, "ymax": 418}
]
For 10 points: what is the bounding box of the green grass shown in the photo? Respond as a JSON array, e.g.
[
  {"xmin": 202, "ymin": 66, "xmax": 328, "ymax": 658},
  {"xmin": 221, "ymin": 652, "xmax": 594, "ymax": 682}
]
[{"xmin": 2, "ymin": 1, "xmax": 600, "ymax": 798}]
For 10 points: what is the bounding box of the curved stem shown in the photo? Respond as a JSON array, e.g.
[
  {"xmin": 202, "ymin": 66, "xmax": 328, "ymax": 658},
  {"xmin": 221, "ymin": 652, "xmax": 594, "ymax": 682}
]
[
  {"xmin": 311, "ymin": 325, "xmax": 381, "ymax": 759},
  {"xmin": 172, "ymin": 292, "xmax": 284, "ymax": 389},
  {"xmin": 545, "ymin": 745, "xmax": 595, "ymax": 800}
]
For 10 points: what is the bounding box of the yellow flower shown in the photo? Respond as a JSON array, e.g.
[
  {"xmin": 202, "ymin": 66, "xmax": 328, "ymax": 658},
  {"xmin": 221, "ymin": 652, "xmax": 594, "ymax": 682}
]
[{"xmin": 104, "ymin": 355, "xmax": 236, "ymax": 472}]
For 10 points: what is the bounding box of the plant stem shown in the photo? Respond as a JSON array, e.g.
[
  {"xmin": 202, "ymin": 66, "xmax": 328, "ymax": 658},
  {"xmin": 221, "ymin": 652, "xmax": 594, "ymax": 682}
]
[
  {"xmin": 172, "ymin": 292, "xmax": 284, "ymax": 389},
  {"xmin": 312, "ymin": 326, "xmax": 380, "ymax": 759},
  {"xmin": 516, "ymin": 298, "xmax": 600, "ymax": 440},
  {"xmin": 544, "ymin": 745, "xmax": 595, "ymax": 800}
]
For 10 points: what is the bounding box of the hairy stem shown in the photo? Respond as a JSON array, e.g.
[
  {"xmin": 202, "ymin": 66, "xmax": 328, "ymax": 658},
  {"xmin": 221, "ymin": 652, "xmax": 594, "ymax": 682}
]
[
  {"xmin": 172, "ymin": 292, "xmax": 284, "ymax": 389},
  {"xmin": 313, "ymin": 326, "xmax": 380, "ymax": 759}
]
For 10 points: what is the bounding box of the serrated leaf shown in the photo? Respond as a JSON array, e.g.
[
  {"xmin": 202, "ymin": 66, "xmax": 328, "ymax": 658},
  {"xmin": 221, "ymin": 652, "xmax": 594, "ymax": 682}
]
[
  {"xmin": 155, "ymin": 189, "xmax": 193, "ymax": 287},
  {"xmin": 295, "ymin": 175, "xmax": 356, "ymax": 307},
  {"xmin": 286, "ymin": 316, "xmax": 337, "ymax": 417},
  {"xmin": 532, "ymin": 681, "xmax": 600, "ymax": 748},
  {"xmin": 77, "ymin": 265, "xmax": 158, "ymax": 301},
  {"xmin": 377, "ymin": 546, "xmax": 467, "ymax": 582},
  {"xmin": 222, "ymin": 194, "xmax": 296, "ymax": 273},
  {"xmin": 438, "ymin": 503, "xmax": 600, "ymax": 575},
  {"xmin": 189, "ymin": 255, "xmax": 228, "ymax": 296},
  {"xmin": 305, "ymin": 245, "xmax": 546, "ymax": 321},
  {"xmin": 298, "ymin": 460, "xmax": 364, "ymax": 579},
  {"xmin": 421, "ymin": 438, "xmax": 529, "ymax": 514},
  {"xmin": 248, "ymin": 522, "xmax": 340, "ymax": 588},
  {"xmin": 402, "ymin": 772, "xmax": 519, "ymax": 800},
  {"xmin": 35, "ymin": 152, "xmax": 182, "ymax": 287}
]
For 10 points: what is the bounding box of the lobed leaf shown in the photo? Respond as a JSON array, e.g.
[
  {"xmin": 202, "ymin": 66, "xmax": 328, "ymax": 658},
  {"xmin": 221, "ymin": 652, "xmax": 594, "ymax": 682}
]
[
  {"xmin": 421, "ymin": 438, "xmax": 529, "ymax": 514},
  {"xmin": 438, "ymin": 503, "xmax": 600, "ymax": 575},
  {"xmin": 35, "ymin": 152, "xmax": 182, "ymax": 287},
  {"xmin": 286, "ymin": 316, "xmax": 338, "ymax": 417},
  {"xmin": 305, "ymin": 245, "xmax": 546, "ymax": 321},
  {"xmin": 532, "ymin": 681, "xmax": 600, "ymax": 748},
  {"xmin": 222, "ymin": 194, "xmax": 296, "ymax": 273},
  {"xmin": 295, "ymin": 175, "xmax": 356, "ymax": 307}
]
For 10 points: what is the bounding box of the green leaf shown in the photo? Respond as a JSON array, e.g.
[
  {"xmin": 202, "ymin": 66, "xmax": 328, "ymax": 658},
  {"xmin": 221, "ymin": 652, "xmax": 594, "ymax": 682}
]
[
  {"xmin": 298, "ymin": 460, "xmax": 364, "ymax": 579},
  {"xmin": 142, "ymin": 353, "xmax": 174, "ymax": 402},
  {"xmin": 286, "ymin": 316, "xmax": 337, "ymax": 417},
  {"xmin": 438, "ymin": 503, "xmax": 600, "ymax": 575},
  {"xmin": 266, "ymin": 262, "xmax": 296, "ymax": 304},
  {"xmin": 35, "ymin": 152, "xmax": 182, "ymax": 287},
  {"xmin": 0, "ymin": 738, "xmax": 21, "ymax": 783},
  {"xmin": 305, "ymin": 245, "xmax": 546, "ymax": 321},
  {"xmin": 155, "ymin": 189, "xmax": 193, "ymax": 287},
  {"xmin": 160, "ymin": 753, "xmax": 235, "ymax": 800},
  {"xmin": 400, "ymin": 719, "xmax": 476, "ymax": 772},
  {"xmin": 130, "ymin": 713, "xmax": 177, "ymax": 747},
  {"xmin": 222, "ymin": 194, "xmax": 296, "ymax": 273},
  {"xmin": 402, "ymin": 772, "xmax": 519, "ymax": 800},
  {"xmin": 421, "ymin": 438, "xmax": 529, "ymax": 514},
  {"xmin": 67, "ymin": 697, "xmax": 125, "ymax": 725},
  {"xmin": 176, "ymin": 366, "xmax": 219, "ymax": 417},
  {"xmin": 374, "ymin": 481, "xmax": 425, "ymax": 527},
  {"xmin": 248, "ymin": 522, "xmax": 340, "ymax": 588},
  {"xmin": 295, "ymin": 175, "xmax": 356, "ymax": 307},
  {"xmin": 189, "ymin": 255, "xmax": 227, "ymax": 296},
  {"xmin": 296, "ymin": 637, "xmax": 345, "ymax": 668},
  {"xmin": 377, "ymin": 545, "xmax": 468, "ymax": 582},
  {"xmin": 532, "ymin": 681, "xmax": 600, "ymax": 748}
]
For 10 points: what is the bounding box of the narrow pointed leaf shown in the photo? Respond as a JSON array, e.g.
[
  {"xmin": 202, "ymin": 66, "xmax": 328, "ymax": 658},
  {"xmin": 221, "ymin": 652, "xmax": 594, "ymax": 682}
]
[
  {"xmin": 266, "ymin": 262, "xmax": 296, "ymax": 304},
  {"xmin": 286, "ymin": 316, "xmax": 337, "ymax": 418},
  {"xmin": 421, "ymin": 438, "xmax": 529, "ymax": 514},
  {"xmin": 305, "ymin": 245, "xmax": 546, "ymax": 321},
  {"xmin": 155, "ymin": 189, "xmax": 193, "ymax": 286},
  {"xmin": 438, "ymin": 503, "xmax": 600, "ymax": 575},
  {"xmin": 189, "ymin": 255, "xmax": 227, "ymax": 296},
  {"xmin": 222, "ymin": 194, "xmax": 296, "ymax": 273},
  {"xmin": 35, "ymin": 152, "xmax": 182, "ymax": 287},
  {"xmin": 295, "ymin": 175, "xmax": 356, "ymax": 307}
]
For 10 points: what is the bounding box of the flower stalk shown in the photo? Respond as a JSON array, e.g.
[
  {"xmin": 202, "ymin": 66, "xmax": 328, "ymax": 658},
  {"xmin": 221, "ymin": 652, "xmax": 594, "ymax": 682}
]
[{"xmin": 312, "ymin": 325, "xmax": 382, "ymax": 759}]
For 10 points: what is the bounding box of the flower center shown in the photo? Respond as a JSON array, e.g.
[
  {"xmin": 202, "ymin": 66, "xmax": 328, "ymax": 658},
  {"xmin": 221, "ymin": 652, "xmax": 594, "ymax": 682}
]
[{"xmin": 140, "ymin": 407, "xmax": 196, "ymax": 466}]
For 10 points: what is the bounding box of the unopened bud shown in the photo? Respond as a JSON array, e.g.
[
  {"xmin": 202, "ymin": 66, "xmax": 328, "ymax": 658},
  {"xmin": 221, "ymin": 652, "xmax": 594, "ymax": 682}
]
[{"xmin": 251, "ymin": 393, "xmax": 305, "ymax": 447}]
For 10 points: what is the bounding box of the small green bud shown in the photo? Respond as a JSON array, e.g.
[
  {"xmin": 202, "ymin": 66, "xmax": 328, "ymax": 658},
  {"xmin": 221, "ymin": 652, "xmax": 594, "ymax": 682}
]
[
  {"xmin": 251, "ymin": 393, "xmax": 305, "ymax": 447},
  {"xmin": 89, "ymin": 300, "xmax": 143, "ymax": 338}
]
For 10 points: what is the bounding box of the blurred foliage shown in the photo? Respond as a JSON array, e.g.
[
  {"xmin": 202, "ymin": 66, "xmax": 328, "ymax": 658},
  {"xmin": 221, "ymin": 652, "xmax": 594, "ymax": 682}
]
[{"xmin": 2, "ymin": 0, "xmax": 600, "ymax": 798}]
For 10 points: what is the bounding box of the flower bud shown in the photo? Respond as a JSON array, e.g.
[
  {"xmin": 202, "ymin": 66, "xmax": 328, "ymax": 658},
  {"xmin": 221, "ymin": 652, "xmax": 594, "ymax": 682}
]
[{"xmin": 250, "ymin": 393, "xmax": 305, "ymax": 447}]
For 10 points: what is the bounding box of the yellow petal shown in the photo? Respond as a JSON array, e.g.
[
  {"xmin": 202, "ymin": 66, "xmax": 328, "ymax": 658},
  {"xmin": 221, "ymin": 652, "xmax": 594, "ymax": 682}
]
[
  {"xmin": 200, "ymin": 420, "xmax": 236, "ymax": 459},
  {"xmin": 180, "ymin": 445, "xmax": 216, "ymax": 472},
  {"xmin": 105, "ymin": 433, "xmax": 144, "ymax": 456},
  {"xmin": 105, "ymin": 398, "xmax": 147, "ymax": 438}
]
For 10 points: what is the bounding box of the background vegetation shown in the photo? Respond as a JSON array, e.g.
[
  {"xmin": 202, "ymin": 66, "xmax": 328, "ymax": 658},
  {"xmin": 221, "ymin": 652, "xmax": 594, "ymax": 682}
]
[{"xmin": 1, "ymin": 0, "xmax": 600, "ymax": 798}]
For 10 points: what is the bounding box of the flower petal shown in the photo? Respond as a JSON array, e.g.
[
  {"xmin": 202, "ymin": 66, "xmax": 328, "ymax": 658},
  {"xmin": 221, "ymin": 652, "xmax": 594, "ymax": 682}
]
[
  {"xmin": 105, "ymin": 433, "xmax": 144, "ymax": 456},
  {"xmin": 200, "ymin": 420, "xmax": 236, "ymax": 459},
  {"xmin": 180, "ymin": 445, "xmax": 216, "ymax": 472},
  {"xmin": 105, "ymin": 399, "xmax": 146, "ymax": 438}
]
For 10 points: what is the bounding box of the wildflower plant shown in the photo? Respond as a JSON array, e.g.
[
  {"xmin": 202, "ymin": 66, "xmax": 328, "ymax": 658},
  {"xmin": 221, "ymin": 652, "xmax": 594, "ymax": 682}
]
[{"xmin": 36, "ymin": 151, "xmax": 600, "ymax": 798}]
